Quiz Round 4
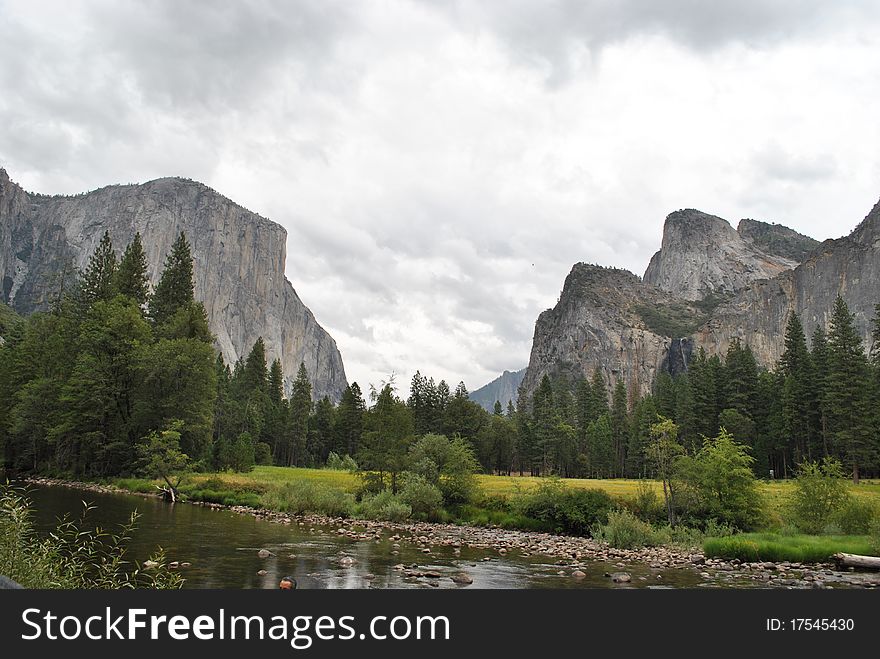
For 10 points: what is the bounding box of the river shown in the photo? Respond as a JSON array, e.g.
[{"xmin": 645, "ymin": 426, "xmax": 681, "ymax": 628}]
[{"xmin": 19, "ymin": 483, "xmax": 707, "ymax": 589}]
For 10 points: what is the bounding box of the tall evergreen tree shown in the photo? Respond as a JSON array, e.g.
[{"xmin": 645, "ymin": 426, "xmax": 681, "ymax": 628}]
[
  {"xmin": 810, "ymin": 326, "xmax": 830, "ymax": 457},
  {"xmin": 149, "ymin": 232, "xmax": 195, "ymax": 325},
  {"xmin": 78, "ymin": 231, "xmax": 118, "ymax": 306},
  {"xmin": 778, "ymin": 313, "xmax": 814, "ymax": 463},
  {"xmin": 610, "ymin": 379, "xmax": 629, "ymax": 477},
  {"xmin": 287, "ymin": 363, "xmax": 312, "ymax": 466},
  {"xmin": 826, "ymin": 296, "xmax": 874, "ymax": 482},
  {"xmin": 115, "ymin": 232, "xmax": 150, "ymax": 307},
  {"xmin": 335, "ymin": 382, "xmax": 365, "ymax": 457}
]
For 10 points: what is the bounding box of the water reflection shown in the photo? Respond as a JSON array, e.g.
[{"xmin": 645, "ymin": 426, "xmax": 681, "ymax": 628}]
[{"xmin": 21, "ymin": 484, "xmax": 704, "ymax": 589}]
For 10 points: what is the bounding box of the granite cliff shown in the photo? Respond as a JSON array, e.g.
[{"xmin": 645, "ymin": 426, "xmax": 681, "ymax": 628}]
[
  {"xmin": 643, "ymin": 209, "xmax": 816, "ymax": 301},
  {"xmin": 0, "ymin": 168, "xmax": 347, "ymax": 401},
  {"xmin": 522, "ymin": 201, "xmax": 875, "ymax": 402}
]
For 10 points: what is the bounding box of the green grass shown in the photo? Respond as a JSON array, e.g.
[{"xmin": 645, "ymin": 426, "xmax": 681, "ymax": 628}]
[{"xmin": 704, "ymin": 533, "xmax": 877, "ymax": 563}]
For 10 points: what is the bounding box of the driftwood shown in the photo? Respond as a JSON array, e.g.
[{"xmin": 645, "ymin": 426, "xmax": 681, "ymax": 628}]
[{"xmin": 833, "ymin": 553, "xmax": 880, "ymax": 570}]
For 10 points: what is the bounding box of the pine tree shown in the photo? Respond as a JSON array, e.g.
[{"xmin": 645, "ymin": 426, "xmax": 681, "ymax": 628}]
[
  {"xmin": 810, "ymin": 326, "xmax": 830, "ymax": 457},
  {"xmin": 588, "ymin": 368, "xmax": 609, "ymax": 419},
  {"xmin": 115, "ymin": 233, "xmax": 150, "ymax": 307},
  {"xmin": 779, "ymin": 314, "xmax": 814, "ymax": 463},
  {"xmin": 287, "ymin": 363, "xmax": 312, "ymax": 466},
  {"xmin": 335, "ymin": 382, "xmax": 365, "ymax": 457},
  {"xmin": 149, "ymin": 232, "xmax": 195, "ymax": 325},
  {"xmin": 78, "ymin": 231, "xmax": 118, "ymax": 306},
  {"xmin": 826, "ymin": 296, "xmax": 873, "ymax": 482},
  {"xmin": 610, "ymin": 379, "xmax": 629, "ymax": 477},
  {"xmin": 493, "ymin": 400, "xmax": 503, "ymax": 416}
]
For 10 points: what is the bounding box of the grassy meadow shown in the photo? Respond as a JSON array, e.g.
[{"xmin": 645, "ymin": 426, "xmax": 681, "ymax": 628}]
[{"xmin": 104, "ymin": 466, "xmax": 880, "ymax": 562}]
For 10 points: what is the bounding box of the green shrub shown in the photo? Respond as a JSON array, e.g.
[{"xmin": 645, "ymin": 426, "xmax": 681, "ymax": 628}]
[
  {"xmin": 358, "ymin": 490, "xmax": 412, "ymax": 522},
  {"xmin": 674, "ymin": 429, "xmax": 764, "ymax": 530},
  {"xmin": 398, "ymin": 474, "xmax": 444, "ymax": 519},
  {"xmin": 834, "ymin": 499, "xmax": 876, "ymax": 535},
  {"xmin": 595, "ymin": 509, "xmax": 658, "ymax": 549},
  {"xmin": 254, "ymin": 442, "xmax": 273, "ymax": 466},
  {"xmin": 788, "ymin": 458, "xmax": 850, "ymax": 534},
  {"xmin": 513, "ymin": 478, "xmax": 613, "ymax": 536},
  {"xmin": 326, "ymin": 452, "xmax": 359, "ymax": 472},
  {"xmin": 626, "ymin": 480, "xmax": 663, "ymax": 523},
  {"xmin": 261, "ymin": 480, "xmax": 355, "ymax": 517}
]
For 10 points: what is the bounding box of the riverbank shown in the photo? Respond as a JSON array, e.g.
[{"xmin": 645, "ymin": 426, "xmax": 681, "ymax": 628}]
[{"xmin": 21, "ymin": 476, "xmax": 880, "ymax": 589}]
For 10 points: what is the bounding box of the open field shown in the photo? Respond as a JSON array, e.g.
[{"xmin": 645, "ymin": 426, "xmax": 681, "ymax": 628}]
[{"xmin": 136, "ymin": 467, "xmax": 880, "ymax": 518}]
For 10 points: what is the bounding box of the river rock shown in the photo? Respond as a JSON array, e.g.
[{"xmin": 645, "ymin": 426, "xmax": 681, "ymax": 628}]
[
  {"xmin": 257, "ymin": 549, "xmax": 273, "ymax": 559},
  {"xmin": 339, "ymin": 556, "xmax": 357, "ymax": 566},
  {"xmin": 572, "ymin": 570, "xmax": 586, "ymax": 579},
  {"xmin": 450, "ymin": 573, "xmax": 474, "ymax": 585},
  {"xmin": 257, "ymin": 570, "xmax": 268, "ymax": 576},
  {"xmin": 611, "ymin": 572, "xmax": 631, "ymax": 583},
  {"xmin": 142, "ymin": 560, "xmax": 159, "ymax": 569}
]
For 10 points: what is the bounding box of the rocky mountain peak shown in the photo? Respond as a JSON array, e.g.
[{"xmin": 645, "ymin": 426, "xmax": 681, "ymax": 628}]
[{"xmin": 643, "ymin": 208, "xmax": 800, "ymax": 301}]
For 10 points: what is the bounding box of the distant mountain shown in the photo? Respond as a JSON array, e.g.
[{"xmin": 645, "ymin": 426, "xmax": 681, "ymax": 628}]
[{"xmin": 469, "ymin": 368, "xmax": 526, "ymax": 412}]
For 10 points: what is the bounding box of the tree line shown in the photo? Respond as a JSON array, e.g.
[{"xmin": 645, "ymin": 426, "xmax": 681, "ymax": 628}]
[
  {"xmin": 2, "ymin": 231, "xmax": 878, "ymax": 485},
  {"xmin": 512, "ymin": 297, "xmax": 880, "ymax": 483}
]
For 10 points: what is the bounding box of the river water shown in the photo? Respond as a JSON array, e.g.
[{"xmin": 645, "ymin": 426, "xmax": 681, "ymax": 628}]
[{"xmin": 19, "ymin": 483, "xmax": 706, "ymax": 589}]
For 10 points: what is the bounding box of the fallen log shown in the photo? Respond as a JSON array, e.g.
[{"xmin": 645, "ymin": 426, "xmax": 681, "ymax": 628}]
[{"xmin": 833, "ymin": 552, "xmax": 880, "ymax": 570}]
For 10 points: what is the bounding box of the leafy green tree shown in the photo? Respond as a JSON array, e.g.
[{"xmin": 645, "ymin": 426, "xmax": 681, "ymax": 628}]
[
  {"xmin": 115, "ymin": 232, "xmax": 150, "ymax": 307},
  {"xmin": 138, "ymin": 420, "xmax": 190, "ymax": 501},
  {"xmin": 407, "ymin": 433, "xmax": 480, "ymax": 505},
  {"xmin": 137, "ymin": 337, "xmax": 216, "ymax": 464},
  {"xmin": 218, "ymin": 431, "xmax": 256, "ymax": 473},
  {"xmin": 789, "ymin": 458, "xmax": 851, "ymax": 534},
  {"xmin": 675, "ymin": 428, "xmax": 763, "ymax": 530},
  {"xmin": 646, "ymin": 417, "xmax": 683, "ymax": 525}
]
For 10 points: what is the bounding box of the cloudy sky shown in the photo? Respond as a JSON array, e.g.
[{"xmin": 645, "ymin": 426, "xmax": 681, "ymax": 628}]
[{"xmin": 2, "ymin": 1, "xmax": 880, "ymax": 394}]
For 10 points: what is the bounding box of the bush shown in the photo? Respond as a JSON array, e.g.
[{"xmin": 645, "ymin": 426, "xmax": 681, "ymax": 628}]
[
  {"xmin": 513, "ymin": 479, "xmax": 613, "ymax": 536},
  {"xmin": 407, "ymin": 434, "xmax": 480, "ymax": 506},
  {"xmin": 261, "ymin": 480, "xmax": 355, "ymax": 518},
  {"xmin": 834, "ymin": 499, "xmax": 876, "ymax": 535},
  {"xmin": 674, "ymin": 429, "xmax": 764, "ymax": 530},
  {"xmin": 595, "ymin": 509, "xmax": 658, "ymax": 549},
  {"xmin": 326, "ymin": 452, "xmax": 359, "ymax": 472},
  {"xmin": 626, "ymin": 480, "xmax": 663, "ymax": 523},
  {"xmin": 398, "ymin": 474, "xmax": 444, "ymax": 520},
  {"xmin": 359, "ymin": 490, "xmax": 412, "ymax": 522},
  {"xmin": 254, "ymin": 442, "xmax": 273, "ymax": 466},
  {"xmin": 788, "ymin": 458, "xmax": 851, "ymax": 534}
]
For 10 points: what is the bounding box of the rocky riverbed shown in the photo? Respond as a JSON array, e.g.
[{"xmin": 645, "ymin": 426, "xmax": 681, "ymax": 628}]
[{"xmin": 22, "ymin": 477, "xmax": 880, "ymax": 589}]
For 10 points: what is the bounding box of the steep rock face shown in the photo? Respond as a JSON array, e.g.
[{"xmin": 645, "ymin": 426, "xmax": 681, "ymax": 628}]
[
  {"xmin": 521, "ymin": 264, "xmax": 691, "ymax": 402},
  {"xmin": 0, "ymin": 169, "xmax": 347, "ymax": 401},
  {"xmin": 469, "ymin": 368, "xmax": 526, "ymax": 412},
  {"xmin": 695, "ymin": 200, "xmax": 880, "ymax": 366},
  {"xmin": 643, "ymin": 209, "xmax": 799, "ymax": 301}
]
